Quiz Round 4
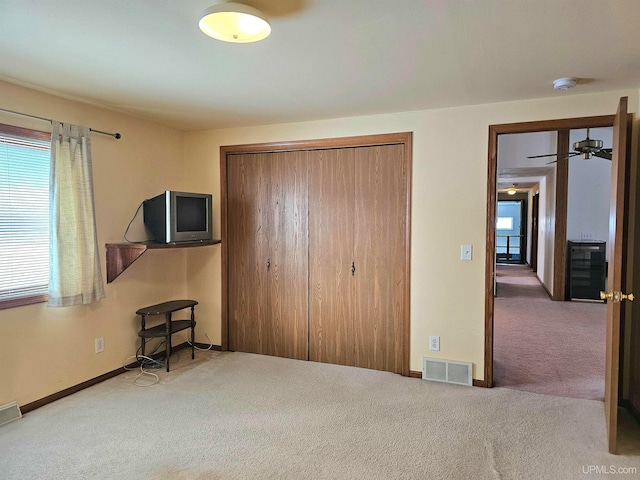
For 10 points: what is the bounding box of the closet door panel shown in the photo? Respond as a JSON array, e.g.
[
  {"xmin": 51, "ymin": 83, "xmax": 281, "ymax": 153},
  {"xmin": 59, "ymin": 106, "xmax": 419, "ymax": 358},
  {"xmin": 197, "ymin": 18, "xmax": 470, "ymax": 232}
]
[
  {"xmin": 268, "ymin": 151, "xmax": 309, "ymax": 360},
  {"xmin": 227, "ymin": 154, "xmax": 271, "ymax": 354},
  {"xmin": 354, "ymin": 145, "xmax": 405, "ymax": 373},
  {"xmin": 309, "ymin": 148, "xmax": 356, "ymax": 365}
]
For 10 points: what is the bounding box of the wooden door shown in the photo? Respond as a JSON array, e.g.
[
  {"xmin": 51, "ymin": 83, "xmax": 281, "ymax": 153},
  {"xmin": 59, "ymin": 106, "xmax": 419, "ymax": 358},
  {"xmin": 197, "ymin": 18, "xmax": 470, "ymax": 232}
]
[
  {"xmin": 308, "ymin": 148, "xmax": 356, "ymax": 365},
  {"xmin": 309, "ymin": 144, "xmax": 405, "ymax": 373},
  {"xmin": 604, "ymin": 96, "xmax": 630, "ymax": 454},
  {"xmin": 531, "ymin": 192, "xmax": 539, "ymax": 272},
  {"xmin": 268, "ymin": 151, "xmax": 309, "ymax": 360},
  {"xmin": 354, "ymin": 145, "xmax": 405, "ymax": 373},
  {"xmin": 227, "ymin": 153, "xmax": 271, "ymax": 354},
  {"xmin": 630, "ymin": 290, "xmax": 640, "ymax": 418},
  {"xmin": 228, "ymin": 151, "xmax": 309, "ymax": 359}
]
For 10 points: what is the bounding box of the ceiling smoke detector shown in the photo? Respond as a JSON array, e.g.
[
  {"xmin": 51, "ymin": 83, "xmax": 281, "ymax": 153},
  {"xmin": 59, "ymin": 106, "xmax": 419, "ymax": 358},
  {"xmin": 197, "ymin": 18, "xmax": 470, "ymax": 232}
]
[{"xmin": 553, "ymin": 78, "xmax": 577, "ymax": 90}]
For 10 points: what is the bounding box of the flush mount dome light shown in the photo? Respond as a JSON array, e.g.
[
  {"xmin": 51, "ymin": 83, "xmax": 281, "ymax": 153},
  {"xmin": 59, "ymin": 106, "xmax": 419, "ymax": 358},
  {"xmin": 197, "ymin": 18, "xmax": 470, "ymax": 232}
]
[
  {"xmin": 199, "ymin": 2, "xmax": 271, "ymax": 43},
  {"xmin": 507, "ymin": 184, "xmax": 517, "ymax": 195},
  {"xmin": 553, "ymin": 77, "xmax": 577, "ymax": 90}
]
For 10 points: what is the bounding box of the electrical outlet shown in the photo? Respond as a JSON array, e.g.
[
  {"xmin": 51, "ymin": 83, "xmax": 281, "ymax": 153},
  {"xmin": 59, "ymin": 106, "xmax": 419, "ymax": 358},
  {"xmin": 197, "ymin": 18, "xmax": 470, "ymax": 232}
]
[
  {"xmin": 95, "ymin": 337, "xmax": 104, "ymax": 354},
  {"xmin": 429, "ymin": 335, "xmax": 440, "ymax": 351}
]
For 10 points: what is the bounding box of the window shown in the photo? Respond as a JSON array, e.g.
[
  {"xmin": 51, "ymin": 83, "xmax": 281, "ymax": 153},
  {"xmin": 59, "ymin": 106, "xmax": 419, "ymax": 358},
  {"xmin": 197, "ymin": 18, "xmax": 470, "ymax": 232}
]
[
  {"xmin": 0, "ymin": 123, "xmax": 50, "ymax": 309},
  {"xmin": 496, "ymin": 217, "xmax": 514, "ymax": 230}
]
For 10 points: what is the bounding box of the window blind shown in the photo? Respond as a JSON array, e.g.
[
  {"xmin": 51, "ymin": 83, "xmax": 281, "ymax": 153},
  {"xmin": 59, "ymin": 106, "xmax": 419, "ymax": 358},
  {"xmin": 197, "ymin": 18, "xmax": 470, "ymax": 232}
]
[{"xmin": 0, "ymin": 126, "xmax": 50, "ymax": 304}]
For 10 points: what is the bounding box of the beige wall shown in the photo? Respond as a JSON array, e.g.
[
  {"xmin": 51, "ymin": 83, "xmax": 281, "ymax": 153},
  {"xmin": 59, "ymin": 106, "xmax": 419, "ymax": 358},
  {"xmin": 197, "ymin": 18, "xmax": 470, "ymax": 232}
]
[
  {"xmin": 0, "ymin": 81, "xmax": 188, "ymax": 406},
  {"xmin": 185, "ymin": 88, "xmax": 639, "ymax": 379},
  {"xmin": 538, "ymin": 169, "xmax": 557, "ymax": 292}
]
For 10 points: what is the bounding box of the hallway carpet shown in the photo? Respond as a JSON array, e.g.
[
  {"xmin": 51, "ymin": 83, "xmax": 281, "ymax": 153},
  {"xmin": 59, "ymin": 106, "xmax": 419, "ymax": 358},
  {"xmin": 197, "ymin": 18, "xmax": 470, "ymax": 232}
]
[{"xmin": 493, "ymin": 264, "xmax": 606, "ymax": 400}]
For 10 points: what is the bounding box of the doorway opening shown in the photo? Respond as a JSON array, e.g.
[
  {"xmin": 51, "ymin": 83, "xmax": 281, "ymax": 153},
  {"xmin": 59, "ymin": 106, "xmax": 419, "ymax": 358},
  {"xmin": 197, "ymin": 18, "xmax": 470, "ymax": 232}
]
[
  {"xmin": 496, "ymin": 197, "xmax": 527, "ymax": 264},
  {"xmin": 491, "ymin": 125, "xmax": 613, "ymax": 401},
  {"xmin": 484, "ymin": 115, "xmax": 617, "ymax": 391},
  {"xmin": 486, "ymin": 99, "xmax": 638, "ymax": 454}
]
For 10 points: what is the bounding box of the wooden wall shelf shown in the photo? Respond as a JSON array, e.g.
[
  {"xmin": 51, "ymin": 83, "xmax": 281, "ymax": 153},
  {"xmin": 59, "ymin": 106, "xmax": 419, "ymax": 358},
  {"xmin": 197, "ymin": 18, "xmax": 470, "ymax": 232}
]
[{"xmin": 105, "ymin": 240, "xmax": 221, "ymax": 283}]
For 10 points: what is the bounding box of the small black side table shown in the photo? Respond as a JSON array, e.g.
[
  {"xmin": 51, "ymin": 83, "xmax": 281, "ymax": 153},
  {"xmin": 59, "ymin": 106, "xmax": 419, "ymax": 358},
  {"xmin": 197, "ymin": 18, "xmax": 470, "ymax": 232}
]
[{"xmin": 136, "ymin": 299, "xmax": 198, "ymax": 372}]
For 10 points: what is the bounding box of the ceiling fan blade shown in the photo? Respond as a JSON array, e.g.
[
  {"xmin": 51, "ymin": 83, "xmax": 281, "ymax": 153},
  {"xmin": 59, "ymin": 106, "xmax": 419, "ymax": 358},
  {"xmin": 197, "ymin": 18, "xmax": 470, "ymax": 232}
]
[
  {"xmin": 546, "ymin": 152, "xmax": 580, "ymax": 165},
  {"xmin": 594, "ymin": 151, "xmax": 612, "ymax": 160},
  {"xmin": 528, "ymin": 153, "xmax": 559, "ymax": 159}
]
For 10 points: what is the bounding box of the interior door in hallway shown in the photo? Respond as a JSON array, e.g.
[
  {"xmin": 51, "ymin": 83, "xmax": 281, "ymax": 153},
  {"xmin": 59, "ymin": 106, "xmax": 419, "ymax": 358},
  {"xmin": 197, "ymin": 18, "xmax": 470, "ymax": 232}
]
[
  {"xmin": 531, "ymin": 192, "xmax": 539, "ymax": 272},
  {"xmin": 227, "ymin": 151, "xmax": 309, "ymax": 360}
]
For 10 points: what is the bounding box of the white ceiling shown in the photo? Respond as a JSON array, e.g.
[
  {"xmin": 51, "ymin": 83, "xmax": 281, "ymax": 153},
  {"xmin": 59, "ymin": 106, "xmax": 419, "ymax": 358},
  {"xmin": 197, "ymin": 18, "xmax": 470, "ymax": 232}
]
[
  {"xmin": 497, "ymin": 127, "xmax": 613, "ymax": 190},
  {"xmin": 1, "ymin": 0, "xmax": 639, "ymax": 131},
  {"xmin": 498, "ymin": 130, "xmax": 556, "ymax": 191}
]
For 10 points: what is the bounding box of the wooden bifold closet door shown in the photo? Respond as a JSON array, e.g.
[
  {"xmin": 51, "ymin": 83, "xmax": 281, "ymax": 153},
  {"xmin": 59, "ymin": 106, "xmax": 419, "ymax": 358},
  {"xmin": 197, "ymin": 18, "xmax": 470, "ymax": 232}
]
[
  {"xmin": 227, "ymin": 151, "xmax": 309, "ymax": 360},
  {"xmin": 308, "ymin": 148, "xmax": 356, "ymax": 367},
  {"xmin": 309, "ymin": 145, "xmax": 405, "ymax": 373},
  {"xmin": 225, "ymin": 137, "xmax": 408, "ymax": 374}
]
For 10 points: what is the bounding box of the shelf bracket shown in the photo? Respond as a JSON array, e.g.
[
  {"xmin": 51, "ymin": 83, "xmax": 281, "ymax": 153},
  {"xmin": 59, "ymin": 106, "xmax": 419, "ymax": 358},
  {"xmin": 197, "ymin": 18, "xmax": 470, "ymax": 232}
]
[{"xmin": 106, "ymin": 243, "xmax": 148, "ymax": 283}]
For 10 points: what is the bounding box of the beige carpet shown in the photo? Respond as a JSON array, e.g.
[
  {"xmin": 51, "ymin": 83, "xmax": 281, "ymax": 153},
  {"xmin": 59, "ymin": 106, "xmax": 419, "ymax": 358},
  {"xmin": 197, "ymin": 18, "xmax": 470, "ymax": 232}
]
[{"xmin": 1, "ymin": 351, "xmax": 639, "ymax": 479}]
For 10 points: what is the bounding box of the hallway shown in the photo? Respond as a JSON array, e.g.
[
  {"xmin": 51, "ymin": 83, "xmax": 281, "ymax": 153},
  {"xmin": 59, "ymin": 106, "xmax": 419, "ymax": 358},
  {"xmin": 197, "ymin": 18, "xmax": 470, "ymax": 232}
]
[{"xmin": 493, "ymin": 264, "xmax": 606, "ymax": 400}]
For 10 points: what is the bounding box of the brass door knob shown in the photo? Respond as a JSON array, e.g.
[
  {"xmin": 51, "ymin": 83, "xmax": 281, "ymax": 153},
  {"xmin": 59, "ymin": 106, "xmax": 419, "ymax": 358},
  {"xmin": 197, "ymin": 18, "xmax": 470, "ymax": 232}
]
[{"xmin": 600, "ymin": 291, "xmax": 634, "ymax": 302}]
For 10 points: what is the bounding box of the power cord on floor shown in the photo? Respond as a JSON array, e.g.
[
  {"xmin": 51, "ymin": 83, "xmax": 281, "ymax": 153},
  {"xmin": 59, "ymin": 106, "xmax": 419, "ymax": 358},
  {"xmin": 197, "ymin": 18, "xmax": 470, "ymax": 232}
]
[
  {"xmin": 135, "ymin": 341, "xmax": 166, "ymax": 369},
  {"xmin": 122, "ymin": 340, "xmax": 181, "ymax": 387},
  {"xmin": 122, "ymin": 334, "xmax": 211, "ymax": 387},
  {"xmin": 177, "ymin": 332, "xmax": 215, "ymax": 351},
  {"xmin": 123, "ymin": 354, "xmax": 160, "ymax": 387}
]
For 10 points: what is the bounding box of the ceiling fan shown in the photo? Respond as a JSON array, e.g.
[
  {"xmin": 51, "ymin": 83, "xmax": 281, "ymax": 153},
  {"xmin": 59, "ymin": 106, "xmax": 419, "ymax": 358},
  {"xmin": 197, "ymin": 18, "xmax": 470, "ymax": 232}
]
[{"xmin": 527, "ymin": 128, "xmax": 612, "ymax": 163}]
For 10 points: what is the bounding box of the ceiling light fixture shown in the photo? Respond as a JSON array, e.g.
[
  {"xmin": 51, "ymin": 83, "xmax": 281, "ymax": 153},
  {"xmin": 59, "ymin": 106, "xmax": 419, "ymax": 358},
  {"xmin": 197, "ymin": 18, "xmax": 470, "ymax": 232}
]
[
  {"xmin": 553, "ymin": 77, "xmax": 577, "ymax": 90},
  {"xmin": 507, "ymin": 184, "xmax": 517, "ymax": 195},
  {"xmin": 199, "ymin": 2, "xmax": 271, "ymax": 43}
]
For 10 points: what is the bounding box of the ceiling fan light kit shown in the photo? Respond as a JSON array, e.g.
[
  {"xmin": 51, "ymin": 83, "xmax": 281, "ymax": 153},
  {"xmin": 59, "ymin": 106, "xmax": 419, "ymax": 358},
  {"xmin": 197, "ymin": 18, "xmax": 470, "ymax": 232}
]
[
  {"xmin": 553, "ymin": 77, "xmax": 577, "ymax": 90},
  {"xmin": 573, "ymin": 136, "xmax": 603, "ymax": 160},
  {"xmin": 199, "ymin": 2, "xmax": 271, "ymax": 43}
]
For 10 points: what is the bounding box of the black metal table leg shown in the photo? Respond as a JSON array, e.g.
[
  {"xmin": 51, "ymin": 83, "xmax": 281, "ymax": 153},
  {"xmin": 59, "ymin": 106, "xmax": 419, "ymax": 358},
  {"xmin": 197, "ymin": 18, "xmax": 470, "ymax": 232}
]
[
  {"xmin": 140, "ymin": 314, "xmax": 147, "ymax": 359},
  {"xmin": 190, "ymin": 305, "xmax": 195, "ymax": 360},
  {"xmin": 165, "ymin": 312, "xmax": 171, "ymax": 372}
]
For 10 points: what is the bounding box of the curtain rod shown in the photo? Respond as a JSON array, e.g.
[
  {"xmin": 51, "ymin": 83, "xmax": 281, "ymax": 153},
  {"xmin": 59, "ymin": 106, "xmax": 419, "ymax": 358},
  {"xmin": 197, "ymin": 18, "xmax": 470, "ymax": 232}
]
[{"xmin": 0, "ymin": 107, "xmax": 121, "ymax": 139}]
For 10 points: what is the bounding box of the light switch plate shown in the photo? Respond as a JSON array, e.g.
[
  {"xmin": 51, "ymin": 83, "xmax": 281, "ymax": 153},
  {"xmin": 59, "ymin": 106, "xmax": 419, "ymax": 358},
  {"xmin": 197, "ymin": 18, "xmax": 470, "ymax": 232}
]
[{"xmin": 461, "ymin": 244, "xmax": 472, "ymax": 261}]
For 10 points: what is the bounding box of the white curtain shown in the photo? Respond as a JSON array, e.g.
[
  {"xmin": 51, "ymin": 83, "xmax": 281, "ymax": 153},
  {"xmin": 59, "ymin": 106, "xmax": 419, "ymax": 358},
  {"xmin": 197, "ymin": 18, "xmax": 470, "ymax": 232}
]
[{"xmin": 48, "ymin": 122, "xmax": 105, "ymax": 307}]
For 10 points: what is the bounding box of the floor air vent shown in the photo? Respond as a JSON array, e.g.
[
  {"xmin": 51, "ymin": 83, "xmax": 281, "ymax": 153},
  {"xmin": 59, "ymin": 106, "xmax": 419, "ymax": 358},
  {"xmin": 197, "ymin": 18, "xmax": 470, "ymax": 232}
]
[
  {"xmin": 422, "ymin": 357, "xmax": 472, "ymax": 386},
  {"xmin": 0, "ymin": 402, "xmax": 22, "ymax": 427}
]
